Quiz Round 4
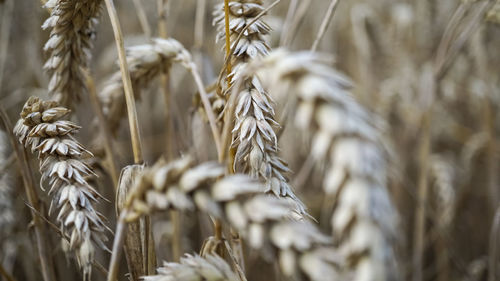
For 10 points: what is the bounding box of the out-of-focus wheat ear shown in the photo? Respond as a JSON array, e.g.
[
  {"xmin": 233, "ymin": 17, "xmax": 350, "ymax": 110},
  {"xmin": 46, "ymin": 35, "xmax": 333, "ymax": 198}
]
[
  {"xmin": 99, "ymin": 38, "xmax": 190, "ymax": 136},
  {"xmin": 13, "ymin": 96, "xmax": 108, "ymax": 279},
  {"xmin": 213, "ymin": 0, "xmax": 307, "ymax": 217},
  {"xmin": 117, "ymin": 164, "xmax": 146, "ymax": 281},
  {"xmin": 126, "ymin": 157, "xmax": 344, "ymax": 281},
  {"xmin": 240, "ymin": 50, "xmax": 400, "ymax": 281},
  {"xmin": 42, "ymin": 0, "xmax": 102, "ymax": 108},
  {"xmin": 143, "ymin": 254, "xmax": 241, "ymax": 281}
]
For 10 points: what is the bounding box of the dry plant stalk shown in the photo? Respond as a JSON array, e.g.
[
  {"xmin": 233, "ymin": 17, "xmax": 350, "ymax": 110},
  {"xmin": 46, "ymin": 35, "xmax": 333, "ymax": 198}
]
[
  {"xmin": 240, "ymin": 50, "xmax": 399, "ymax": 281},
  {"xmin": 143, "ymin": 254, "xmax": 240, "ymax": 281},
  {"xmin": 42, "ymin": 0, "xmax": 102, "ymax": 107},
  {"xmin": 0, "ymin": 130, "xmax": 14, "ymax": 240},
  {"xmin": 125, "ymin": 156, "xmax": 343, "ymax": 281},
  {"xmin": 13, "ymin": 96, "xmax": 108, "ymax": 279},
  {"xmin": 214, "ymin": 0, "xmax": 306, "ymax": 215},
  {"xmin": 116, "ymin": 164, "xmax": 145, "ymax": 281}
]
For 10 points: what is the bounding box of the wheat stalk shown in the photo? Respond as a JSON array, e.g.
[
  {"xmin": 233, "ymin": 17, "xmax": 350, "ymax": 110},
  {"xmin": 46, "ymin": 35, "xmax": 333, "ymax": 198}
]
[
  {"xmin": 0, "ymin": 130, "xmax": 14, "ymax": 240},
  {"xmin": 214, "ymin": 0, "xmax": 306, "ymax": 216},
  {"xmin": 13, "ymin": 96, "xmax": 108, "ymax": 279},
  {"xmin": 237, "ymin": 50, "xmax": 400, "ymax": 281},
  {"xmin": 123, "ymin": 156, "xmax": 343, "ymax": 281},
  {"xmin": 144, "ymin": 254, "xmax": 241, "ymax": 281},
  {"xmin": 42, "ymin": 0, "xmax": 102, "ymax": 107}
]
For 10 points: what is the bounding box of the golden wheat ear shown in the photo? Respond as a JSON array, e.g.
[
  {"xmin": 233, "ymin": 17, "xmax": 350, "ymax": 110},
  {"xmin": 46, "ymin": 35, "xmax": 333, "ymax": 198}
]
[
  {"xmin": 237, "ymin": 50, "xmax": 400, "ymax": 281},
  {"xmin": 13, "ymin": 96, "xmax": 108, "ymax": 279}
]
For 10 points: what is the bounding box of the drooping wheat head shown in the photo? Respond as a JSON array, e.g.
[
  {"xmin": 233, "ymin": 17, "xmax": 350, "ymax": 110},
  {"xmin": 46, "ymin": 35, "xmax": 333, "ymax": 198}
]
[
  {"xmin": 13, "ymin": 96, "xmax": 108, "ymax": 278},
  {"xmin": 125, "ymin": 156, "xmax": 343, "ymax": 281},
  {"xmin": 42, "ymin": 0, "xmax": 102, "ymax": 107},
  {"xmin": 214, "ymin": 0, "xmax": 306, "ymax": 216},
  {"xmin": 99, "ymin": 38, "xmax": 191, "ymax": 135},
  {"xmin": 240, "ymin": 50, "xmax": 400, "ymax": 281}
]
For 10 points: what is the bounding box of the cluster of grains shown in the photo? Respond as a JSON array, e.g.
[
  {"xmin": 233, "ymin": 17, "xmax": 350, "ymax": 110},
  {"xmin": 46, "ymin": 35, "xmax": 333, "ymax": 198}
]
[
  {"xmin": 13, "ymin": 97, "xmax": 107, "ymax": 278},
  {"xmin": 0, "ymin": 131, "xmax": 14, "ymax": 239},
  {"xmin": 214, "ymin": 0, "xmax": 306, "ymax": 215},
  {"xmin": 99, "ymin": 38, "xmax": 191, "ymax": 135},
  {"xmin": 125, "ymin": 156, "xmax": 342, "ymax": 281},
  {"xmin": 143, "ymin": 254, "xmax": 240, "ymax": 281},
  {"xmin": 42, "ymin": 0, "xmax": 102, "ymax": 107},
  {"xmin": 240, "ymin": 50, "xmax": 399, "ymax": 281}
]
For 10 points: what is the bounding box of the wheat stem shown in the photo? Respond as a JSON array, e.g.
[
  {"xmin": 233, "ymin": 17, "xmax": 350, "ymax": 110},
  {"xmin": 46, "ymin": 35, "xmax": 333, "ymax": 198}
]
[
  {"xmin": 132, "ymin": 0, "xmax": 152, "ymax": 38},
  {"xmin": 107, "ymin": 211, "xmax": 128, "ymax": 281},
  {"xmin": 85, "ymin": 71, "xmax": 119, "ymax": 188},
  {"xmin": 104, "ymin": 0, "xmax": 144, "ymax": 164},
  {"xmin": 0, "ymin": 107, "xmax": 56, "ymax": 281},
  {"xmin": 311, "ymin": 0, "xmax": 339, "ymax": 52},
  {"xmin": 0, "ymin": 0, "xmax": 13, "ymax": 93},
  {"xmin": 224, "ymin": 0, "xmax": 232, "ymax": 87}
]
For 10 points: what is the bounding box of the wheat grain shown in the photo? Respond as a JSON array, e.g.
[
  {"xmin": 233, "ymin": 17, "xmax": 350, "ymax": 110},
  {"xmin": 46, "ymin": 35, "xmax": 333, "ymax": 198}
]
[
  {"xmin": 143, "ymin": 254, "xmax": 240, "ymax": 281},
  {"xmin": 125, "ymin": 156, "xmax": 343, "ymax": 281},
  {"xmin": 239, "ymin": 50, "xmax": 399, "ymax": 281},
  {"xmin": 13, "ymin": 96, "xmax": 108, "ymax": 279},
  {"xmin": 42, "ymin": 0, "xmax": 102, "ymax": 107},
  {"xmin": 214, "ymin": 0, "xmax": 306, "ymax": 216}
]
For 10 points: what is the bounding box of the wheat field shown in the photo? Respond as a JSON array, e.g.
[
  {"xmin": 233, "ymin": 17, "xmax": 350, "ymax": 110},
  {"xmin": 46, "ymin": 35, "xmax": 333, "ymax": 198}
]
[{"xmin": 0, "ymin": 0, "xmax": 499, "ymax": 281}]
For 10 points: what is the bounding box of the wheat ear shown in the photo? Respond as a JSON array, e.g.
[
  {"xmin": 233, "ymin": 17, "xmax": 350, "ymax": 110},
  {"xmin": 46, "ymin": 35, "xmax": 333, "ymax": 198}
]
[
  {"xmin": 42, "ymin": 0, "xmax": 102, "ymax": 107},
  {"xmin": 214, "ymin": 0, "xmax": 306, "ymax": 216},
  {"xmin": 99, "ymin": 38, "xmax": 190, "ymax": 136},
  {"xmin": 239, "ymin": 50, "xmax": 400, "ymax": 281},
  {"xmin": 143, "ymin": 254, "xmax": 240, "ymax": 281},
  {"xmin": 125, "ymin": 156, "xmax": 343, "ymax": 281},
  {"xmin": 13, "ymin": 96, "xmax": 108, "ymax": 279}
]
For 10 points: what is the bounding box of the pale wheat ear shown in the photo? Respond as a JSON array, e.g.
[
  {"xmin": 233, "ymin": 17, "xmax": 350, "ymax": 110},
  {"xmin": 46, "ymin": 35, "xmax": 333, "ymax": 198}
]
[
  {"xmin": 241, "ymin": 50, "xmax": 400, "ymax": 281},
  {"xmin": 125, "ymin": 157, "xmax": 342, "ymax": 280},
  {"xmin": 13, "ymin": 96, "xmax": 108, "ymax": 279},
  {"xmin": 42, "ymin": 0, "xmax": 102, "ymax": 108},
  {"xmin": 214, "ymin": 0, "xmax": 307, "ymax": 217}
]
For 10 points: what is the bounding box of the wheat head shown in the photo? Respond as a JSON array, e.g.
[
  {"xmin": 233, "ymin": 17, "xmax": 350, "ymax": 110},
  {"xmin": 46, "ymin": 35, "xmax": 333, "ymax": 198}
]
[
  {"xmin": 214, "ymin": 0, "xmax": 306, "ymax": 216},
  {"xmin": 125, "ymin": 156, "xmax": 342, "ymax": 281},
  {"xmin": 238, "ymin": 50, "xmax": 400, "ymax": 281},
  {"xmin": 42, "ymin": 0, "xmax": 102, "ymax": 107},
  {"xmin": 13, "ymin": 96, "xmax": 108, "ymax": 278}
]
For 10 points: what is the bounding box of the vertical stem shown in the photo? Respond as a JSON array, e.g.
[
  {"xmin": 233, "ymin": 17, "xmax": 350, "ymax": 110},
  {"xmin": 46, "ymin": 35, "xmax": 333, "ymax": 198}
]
[
  {"xmin": 132, "ymin": 0, "xmax": 152, "ymax": 39},
  {"xmin": 413, "ymin": 111, "xmax": 430, "ymax": 281},
  {"xmin": 224, "ymin": 0, "xmax": 232, "ymax": 86},
  {"xmin": 103, "ymin": 0, "xmax": 156, "ymax": 278},
  {"xmin": 104, "ymin": 0, "xmax": 144, "ymax": 164},
  {"xmin": 489, "ymin": 206, "xmax": 500, "ymax": 281},
  {"xmin": 0, "ymin": 107, "xmax": 56, "ymax": 281},
  {"xmin": 85, "ymin": 71, "xmax": 120, "ymax": 188},
  {"xmin": 311, "ymin": 0, "xmax": 339, "ymax": 52},
  {"xmin": 107, "ymin": 213, "xmax": 128, "ymax": 281}
]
